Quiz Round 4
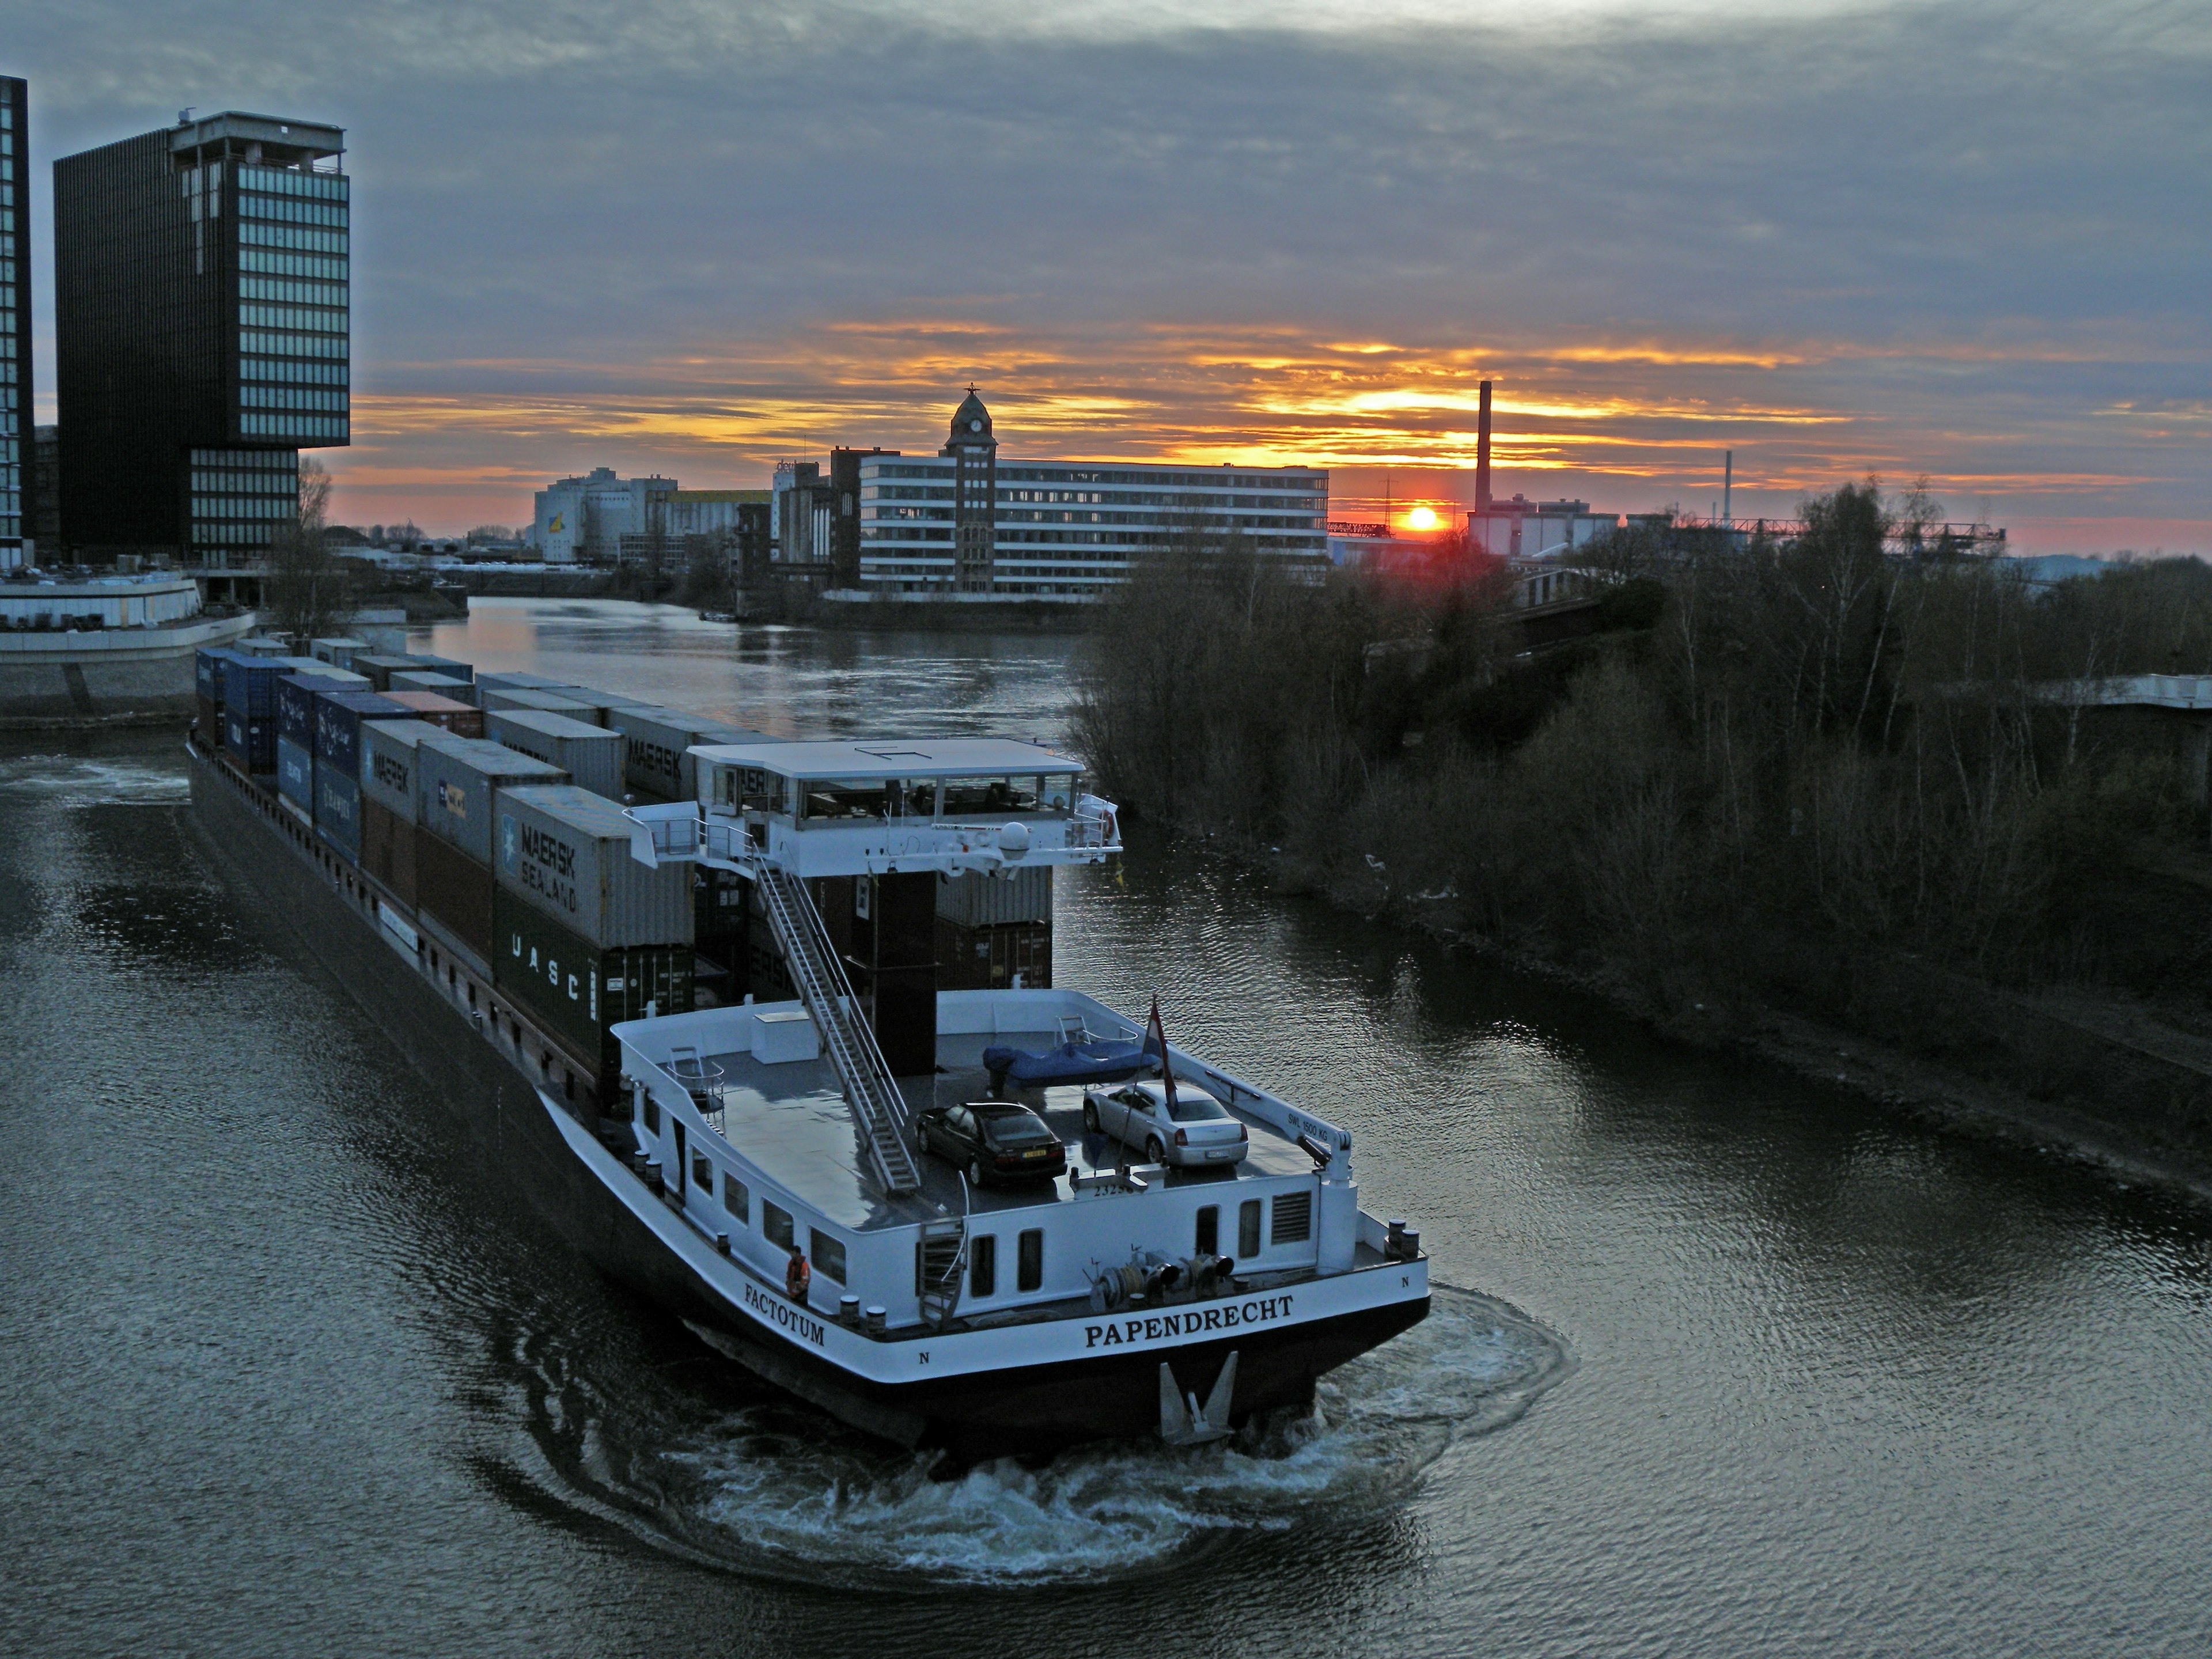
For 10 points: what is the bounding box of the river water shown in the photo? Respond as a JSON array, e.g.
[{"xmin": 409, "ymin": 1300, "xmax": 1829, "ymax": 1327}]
[{"xmin": 4, "ymin": 598, "xmax": 2210, "ymax": 1656}]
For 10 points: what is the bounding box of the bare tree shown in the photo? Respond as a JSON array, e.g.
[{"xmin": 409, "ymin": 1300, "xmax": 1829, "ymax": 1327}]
[{"xmin": 263, "ymin": 456, "xmax": 355, "ymax": 646}]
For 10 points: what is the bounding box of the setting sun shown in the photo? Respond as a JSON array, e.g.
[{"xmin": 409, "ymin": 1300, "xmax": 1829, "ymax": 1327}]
[{"xmin": 1406, "ymin": 505, "xmax": 1441, "ymax": 531}]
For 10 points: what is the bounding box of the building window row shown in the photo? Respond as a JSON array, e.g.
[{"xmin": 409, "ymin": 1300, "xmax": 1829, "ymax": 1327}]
[
  {"xmin": 241, "ymin": 412, "xmax": 347, "ymax": 440},
  {"xmin": 190, "ymin": 521, "xmax": 279, "ymax": 547},
  {"xmin": 191, "ymin": 469, "xmax": 296, "ymax": 495},
  {"xmin": 191, "ymin": 448, "xmax": 298, "ymax": 472},
  {"xmin": 241, "ymin": 355, "xmax": 348, "ymax": 387},
  {"xmin": 239, "ymin": 221, "xmax": 348, "ymax": 256},
  {"xmin": 240, "ymin": 191, "xmax": 347, "ymax": 229},
  {"xmin": 240, "ymin": 275, "xmax": 347, "ymax": 308},
  {"xmin": 240, "ymin": 328, "xmax": 346, "ymax": 359},
  {"xmin": 238, "ymin": 165, "xmax": 349, "ymax": 202},
  {"xmin": 241, "ymin": 384, "xmax": 347, "ymax": 412},
  {"xmin": 191, "ymin": 495, "xmax": 293, "ymax": 520},
  {"xmin": 240, "ymin": 248, "xmax": 347, "ymax": 282},
  {"xmin": 240, "ymin": 302, "xmax": 347, "ymax": 335}
]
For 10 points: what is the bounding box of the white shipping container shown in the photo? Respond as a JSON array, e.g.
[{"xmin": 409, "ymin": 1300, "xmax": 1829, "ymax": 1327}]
[
  {"xmin": 485, "ymin": 710, "xmax": 626, "ymax": 800},
  {"xmin": 417, "ymin": 736, "xmax": 569, "ymax": 863},
  {"xmin": 937, "ymin": 863, "xmax": 1054, "ymax": 926},
  {"xmin": 494, "ymin": 785, "xmax": 695, "ymax": 949},
  {"xmin": 359, "ymin": 718, "xmax": 445, "ymax": 821}
]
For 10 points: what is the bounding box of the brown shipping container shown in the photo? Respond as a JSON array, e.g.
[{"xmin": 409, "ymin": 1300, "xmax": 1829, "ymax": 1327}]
[
  {"xmin": 195, "ymin": 695, "xmax": 220, "ymax": 748},
  {"xmin": 935, "ymin": 916, "xmax": 1052, "ymax": 991},
  {"xmin": 492, "ymin": 886, "xmax": 695, "ymax": 1082},
  {"xmin": 361, "ymin": 797, "xmax": 419, "ymax": 906},
  {"xmin": 382, "ymin": 690, "xmax": 485, "ymax": 739},
  {"xmin": 416, "ymin": 826, "xmax": 497, "ymax": 960}
]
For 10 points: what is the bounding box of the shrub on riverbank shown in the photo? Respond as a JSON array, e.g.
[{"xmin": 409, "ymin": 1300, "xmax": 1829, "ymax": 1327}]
[{"xmin": 1074, "ymin": 490, "xmax": 2212, "ymax": 1021}]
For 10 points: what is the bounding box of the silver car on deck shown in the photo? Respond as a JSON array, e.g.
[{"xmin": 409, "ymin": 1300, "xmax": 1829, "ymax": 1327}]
[{"xmin": 1081, "ymin": 1078, "xmax": 1249, "ymax": 1168}]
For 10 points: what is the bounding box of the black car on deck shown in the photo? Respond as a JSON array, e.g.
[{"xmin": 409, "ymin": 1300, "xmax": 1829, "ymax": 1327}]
[{"xmin": 914, "ymin": 1100, "xmax": 1069, "ymax": 1187}]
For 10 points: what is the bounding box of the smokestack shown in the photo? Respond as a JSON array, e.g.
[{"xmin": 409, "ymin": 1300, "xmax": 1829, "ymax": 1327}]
[
  {"xmin": 1722, "ymin": 450, "xmax": 1733, "ymax": 527},
  {"xmin": 1476, "ymin": 380, "xmax": 1494, "ymax": 514}
]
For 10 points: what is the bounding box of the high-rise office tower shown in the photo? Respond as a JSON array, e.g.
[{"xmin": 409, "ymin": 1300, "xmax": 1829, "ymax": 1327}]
[
  {"xmin": 55, "ymin": 111, "xmax": 347, "ymax": 566},
  {"xmin": 0, "ymin": 77, "xmax": 31, "ymax": 566}
]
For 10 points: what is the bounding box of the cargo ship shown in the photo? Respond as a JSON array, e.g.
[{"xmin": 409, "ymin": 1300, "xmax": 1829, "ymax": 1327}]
[{"xmin": 185, "ymin": 638, "xmax": 1431, "ymax": 1457}]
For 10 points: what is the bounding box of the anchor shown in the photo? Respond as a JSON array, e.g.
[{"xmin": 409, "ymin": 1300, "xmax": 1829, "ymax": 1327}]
[{"xmin": 1158, "ymin": 1350, "xmax": 1238, "ymax": 1446}]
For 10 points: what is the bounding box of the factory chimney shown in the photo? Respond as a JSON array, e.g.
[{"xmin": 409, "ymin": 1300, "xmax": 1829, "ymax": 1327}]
[
  {"xmin": 1475, "ymin": 380, "xmax": 1493, "ymax": 514},
  {"xmin": 1722, "ymin": 450, "xmax": 1733, "ymax": 528}
]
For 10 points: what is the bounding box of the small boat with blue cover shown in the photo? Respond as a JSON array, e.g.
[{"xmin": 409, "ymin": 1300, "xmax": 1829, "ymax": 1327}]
[{"xmin": 983, "ymin": 1029, "xmax": 1158, "ymax": 1090}]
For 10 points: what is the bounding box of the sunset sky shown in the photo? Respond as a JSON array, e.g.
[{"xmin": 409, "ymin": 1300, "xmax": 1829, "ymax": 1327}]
[{"xmin": 11, "ymin": 0, "xmax": 2209, "ymax": 550}]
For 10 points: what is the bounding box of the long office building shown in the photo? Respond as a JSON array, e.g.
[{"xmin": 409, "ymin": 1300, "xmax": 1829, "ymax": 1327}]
[
  {"xmin": 855, "ymin": 391, "xmax": 1329, "ymax": 598},
  {"xmin": 55, "ymin": 111, "xmax": 349, "ymax": 566},
  {"xmin": 1, "ymin": 77, "xmax": 29, "ymax": 565}
]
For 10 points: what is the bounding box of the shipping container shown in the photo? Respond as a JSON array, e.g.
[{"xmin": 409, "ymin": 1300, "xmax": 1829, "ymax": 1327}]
[
  {"xmin": 416, "ymin": 737, "xmax": 567, "ymax": 864},
  {"xmin": 233, "ymin": 635, "xmax": 292, "ymax": 658},
  {"xmin": 388, "ymin": 670, "xmax": 476, "ymax": 704},
  {"xmin": 934, "ymin": 916, "xmax": 1053, "ymax": 991},
  {"xmin": 608, "ymin": 706, "xmax": 781, "ymax": 801},
  {"xmin": 346, "ymin": 654, "xmax": 422, "ymax": 692},
  {"xmin": 492, "ymin": 885, "xmax": 695, "ymax": 1082},
  {"xmin": 416, "ymin": 826, "xmax": 498, "ymax": 960},
  {"xmin": 357, "ymin": 718, "xmax": 442, "ymax": 820},
  {"xmin": 218, "ymin": 655, "xmax": 289, "ymax": 718},
  {"xmin": 474, "ymin": 671, "xmax": 572, "ymax": 693},
  {"xmin": 277, "ymin": 674, "xmax": 354, "ymax": 749},
  {"xmin": 276, "ymin": 736, "xmax": 315, "ymax": 812},
  {"xmin": 361, "ymin": 796, "xmax": 418, "ymax": 906},
  {"xmin": 315, "ymin": 765, "xmax": 362, "ymax": 862},
  {"xmin": 196, "ymin": 647, "xmax": 240, "ymax": 703},
  {"xmin": 381, "ymin": 690, "xmax": 484, "ymax": 738},
  {"xmin": 935, "ymin": 863, "xmax": 1054, "ymax": 927},
  {"xmin": 494, "ymin": 784, "xmax": 694, "ymax": 949},
  {"xmin": 395, "ymin": 652, "xmax": 473, "ymax": 683},
  {"xmin": 479, "ymin": 687, "xmax": 599, "ymax": 720},
  {"xmin": 539, "ymin": 686, "xmax": 657, "ymax": 727},
  {"xmin": 484, "ymin": 710, "xmax": 625, "ymax": 801},
  {"xmin": 195, "ymin": 695, "xmax": 221, "ymax": 748},
  {"xmin": 313, "ymin": 689, "xmax": 412, "ymax": 779},
  {"xmin": 310, "ymin": 636, "xmax": 369, "ymax": 671}
]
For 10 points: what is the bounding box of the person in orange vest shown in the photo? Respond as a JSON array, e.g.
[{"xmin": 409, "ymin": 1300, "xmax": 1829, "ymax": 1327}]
[{"xmin": 785, "ymin": 1243, "xmax": 811, "ymax": 1304}]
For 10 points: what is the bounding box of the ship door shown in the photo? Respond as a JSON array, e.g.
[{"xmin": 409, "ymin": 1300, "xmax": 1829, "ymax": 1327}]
[{"xmin": 673, "ymin": 1121, "xmax": 688, "ymax": 1207}]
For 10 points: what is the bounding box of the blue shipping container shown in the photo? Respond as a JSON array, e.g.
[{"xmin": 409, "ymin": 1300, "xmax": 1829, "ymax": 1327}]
[
  {"xmin": 276, "ymin": 736, "xmax": 315, "ymax": 810},
  {"xmin": 315, "ymin": 766, "xmax": 362, "ymax": 862},
  {"xmin": 278, "ymin": 675, "xmax": 354, "ymax": 750},
  {"xmin": 398, "ymin": 653, "xmax": 473, "ymax": 683},
  {"xmin": 313, "ymin": 689, "xmax": 411, "ymax": 778},
  {"xmin": 196, "ymin": 647, "xmax": 241, "ymax": 703},
  {"xmin": 219, "ymin": 656, "xmax": 289, "ymax": 719},
  {"xmin": 224, "ymin": 702, "xmax": 278, "ymax": 775}
]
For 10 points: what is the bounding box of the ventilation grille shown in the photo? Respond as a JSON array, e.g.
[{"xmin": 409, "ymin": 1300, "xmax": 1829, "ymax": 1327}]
[{"xmin": 1271, "ymin": 1191, "xmax": 1313, "ymax": 1245}]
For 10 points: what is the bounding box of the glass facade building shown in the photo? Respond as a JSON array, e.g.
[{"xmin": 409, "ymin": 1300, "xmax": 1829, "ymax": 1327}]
[
  {"xmin": 55, "ymin": 112, "xmax": 347, "ymax": 566},
  {"xmin": 857, "ymin": 394, "xmax": 1330, "ymax": 597},
  {"xmin": 0, "ymin": 78, "xmax": 29, "ymax": 564}
]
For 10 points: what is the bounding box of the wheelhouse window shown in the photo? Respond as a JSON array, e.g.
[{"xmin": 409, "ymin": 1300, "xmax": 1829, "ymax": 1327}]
[
  {"xmin": 722, "ymin": 1173, "xmax": 749, "ymax": 1220},
  {"xmin": 1017, "ymin": 1229, "xmax": 1043, "ymax": 1293},
  {"xmin": 810, "ymin": 1229, "xmax": 847, "ymax": 1284},
  {"xmin": 798, "ymin": 778, "xmax": 892, "ymax": 821},
  {"xmin": 969, "ymin": 1234, "xmax": 997, "ymax": 1298},
  {"xmin": 762, "ymin": 1202, "xmax": 794, "ymax": 1249},
  {"xmin": 691, "ymin": 1154, "xmax": 712, "ymax": 1191},
  {"xmin": 940, "ymin": 775, "xmax": 1040, "ymax": 817}
]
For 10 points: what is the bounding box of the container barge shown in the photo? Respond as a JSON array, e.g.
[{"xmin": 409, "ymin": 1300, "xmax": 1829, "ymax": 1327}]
[{"xmin": 184, "ymin": 638, "xmax": 1430, "ymax": 1456}]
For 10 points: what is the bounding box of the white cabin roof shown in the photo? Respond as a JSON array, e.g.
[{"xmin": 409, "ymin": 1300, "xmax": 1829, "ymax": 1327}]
[{"xmin": 689, "ymin": 737, "xmax": 1084, "ymax": 781}]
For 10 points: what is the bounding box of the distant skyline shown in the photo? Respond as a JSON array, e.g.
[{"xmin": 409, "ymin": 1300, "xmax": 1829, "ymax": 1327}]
[{"xmin": 8, "ymin": 0, "xmax": 2208, "ymax": 552}]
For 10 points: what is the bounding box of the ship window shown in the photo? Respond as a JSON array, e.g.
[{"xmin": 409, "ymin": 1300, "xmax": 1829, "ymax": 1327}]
[
  {"xmin": 1271, "ymin": 1191, "xmax": 1312, "ymax": 1245},
  {"xmin": 722, "ymin": 1174, "xmax": 748, "ymax": 1219},
  {"xmin": 642, "ymin": 1095, "xmax": 660, "ymax": 1134},
  {"xmin": 810, "ymin": 1229, "xmax": 847, "ymax": 1284},
  {"xmin": 1017, "ymin": 1229, "xmax": 1043, "ymax": 1292},
  {"xmin": 969, "ymin": 1234, "xmax": 997, "ymax": 1298},
  {"xmin": 763, "ymin": 1202, "xmax": 794, "ymax": 1249},
  {"xmin": 692, "ymin": 1153, "xmax": 712, "ymax": 1191},
  {"xmin": 1195, "ymin": 1206, "xmax": 1219, "ymax": 1256},
  {"xmin": 1237, "ymin": 1199, "xmax": 1262, "ymax": 1257}
]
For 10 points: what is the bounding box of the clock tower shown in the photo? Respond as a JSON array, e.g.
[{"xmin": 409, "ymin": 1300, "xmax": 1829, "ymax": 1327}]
[{"xmin": 941, "ymin": 387, "xmax": 998, "ymax": 593}]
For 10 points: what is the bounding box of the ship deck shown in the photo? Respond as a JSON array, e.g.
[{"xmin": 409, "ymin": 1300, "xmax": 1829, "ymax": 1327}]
[{"xmin": 692, "ymin": 1026, "xmax": 1317, "ymax": 1233}]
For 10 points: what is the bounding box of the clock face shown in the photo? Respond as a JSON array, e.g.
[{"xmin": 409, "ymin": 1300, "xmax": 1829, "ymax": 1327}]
[{"xmin": 970, "ymin": 419, "xmax": 983, "ymax": 432}]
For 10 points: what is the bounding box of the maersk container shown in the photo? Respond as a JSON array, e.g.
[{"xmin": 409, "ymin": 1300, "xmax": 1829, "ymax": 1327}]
[
  {"xmin": 347, "ymin": 654, "xmax": 422, "ymax": 692},
  {"xmin": 310, "ymin": 636, "xmax": 370, "ymax": 671},
  {"xmin": 494, "ymin": 784, "xmax": 694, "ymax": 950},
  {"xmin": 484, "ymin": 710, "xmax": 624, "ymax": 801},
  {"xmin": 417, "ymin": 827, "xmax": 497, "ymax": 961},
  {"xmin": 361, "ymin": 796, "xmax": 417, "ymax": 906},
  {"xmin": 935, "ymin": 863, "xmax": 1055, "ymax": 927},
  {"xmin": 608, "ymin": 706, "xmax": 780, "ymax": 801},
  {"xmin": 492, "ymin": 885, "xmax": 695, "ymax": 1084},
  {"xmin": 276, "ymin": 736, "xmax": 315, "ymax": 812},
  {"xmin": 395, "ymin": 653, "xmax": 473, "ymax": 683},
  {"xmin": 315, "ymin": 765, "xmax": 362, "ymax": 863},
  {"xmin": 313, "ymin": 689, "xmax": 411, "ymax": 779},
  {"xmin": 382, "ymin": 690, "xmax": 484, "ymax": 739},
  {"xmin": 277, "ymin": 675, "xmax": 354, "ymax": 749},
  {"xmin": 358, "ymin": 718, "xmax": 448, "ymax": 820},
  {"xmin": 479, "ymin": 687, "xmax": 599, "ymax": 720},
  {"xmin": 389, "ymin": 670, "xmax": 476, "ymax": 704},
  {"xmin": 416, "ymin": 736, "xmax": 567, "ymax": 865}
]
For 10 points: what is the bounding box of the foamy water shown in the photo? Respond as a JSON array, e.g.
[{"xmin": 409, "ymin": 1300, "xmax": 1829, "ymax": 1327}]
[
  {"xmin": 0, "ymin": 754, "xmax": 191, "ymax": 808},
  {"xmin": 521, "ymin": 1285, "xmax": 1569, "ymax": 1589}
]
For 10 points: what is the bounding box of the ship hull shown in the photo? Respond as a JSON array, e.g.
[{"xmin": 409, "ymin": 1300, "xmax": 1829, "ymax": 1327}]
[{"xmin": 186, "ymin": 740, "xmax": 1429, "ymax": 1457}]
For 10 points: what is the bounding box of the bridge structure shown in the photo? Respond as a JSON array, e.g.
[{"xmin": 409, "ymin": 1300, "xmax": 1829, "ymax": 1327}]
[{"xmin": 2046, "ymin": 675, "xmax": 2212, "ymax": 809}]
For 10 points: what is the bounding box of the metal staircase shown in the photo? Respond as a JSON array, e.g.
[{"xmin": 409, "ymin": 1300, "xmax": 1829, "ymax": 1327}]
[
  {"xmin": 753, "ymin": 865, "xmax": 925, "ymax": 1196},
  {"xmin": 917, "ymin": 1217, "xmax": 967, "ymax": 1327}
]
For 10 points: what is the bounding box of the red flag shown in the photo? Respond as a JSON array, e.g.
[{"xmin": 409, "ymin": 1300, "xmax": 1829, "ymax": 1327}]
[{"xmin": 1143, "ymin": 996, "xmax": 1180, "ymax": 1118}]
